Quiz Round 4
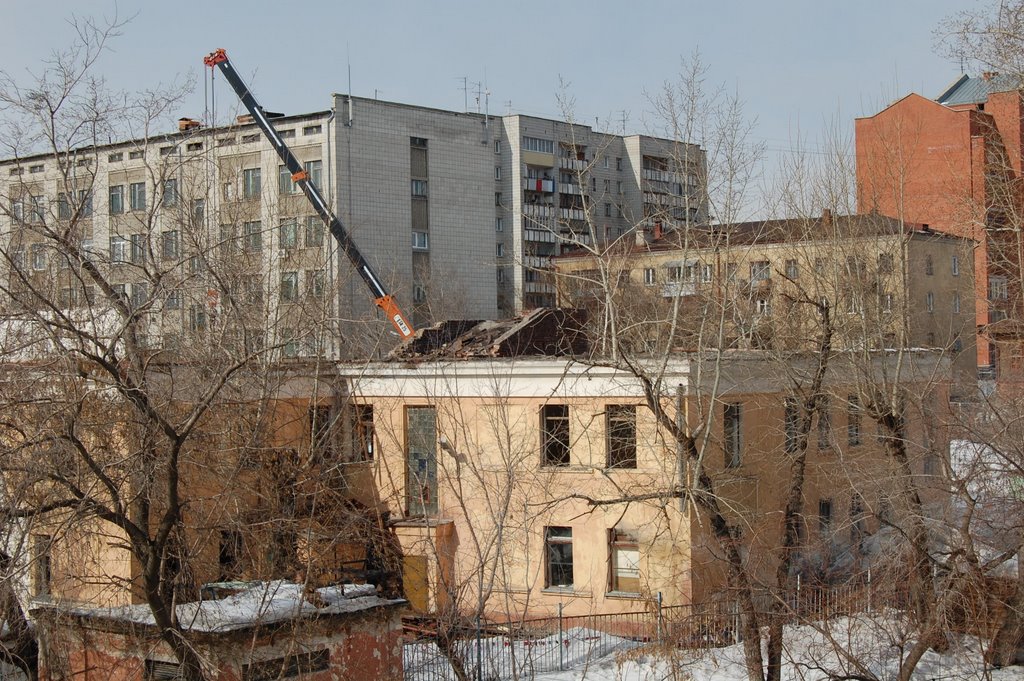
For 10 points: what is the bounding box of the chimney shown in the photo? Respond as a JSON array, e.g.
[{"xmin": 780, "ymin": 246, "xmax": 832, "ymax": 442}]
[
  {"xmin": 822, "ymin": 208, "xmax": 833, "ymax": 226},
  {"xmin": 178, "ymin": 117, "xmax": 202, "ymax": 132}
]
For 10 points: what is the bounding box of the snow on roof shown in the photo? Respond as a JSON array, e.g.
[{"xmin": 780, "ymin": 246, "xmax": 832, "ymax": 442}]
[{"xmin": 36, "ymin": 581, "xmax": 402, "ymax": 633}]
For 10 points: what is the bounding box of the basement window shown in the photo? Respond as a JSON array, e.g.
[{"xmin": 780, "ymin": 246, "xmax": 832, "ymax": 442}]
[{"xmin": 242, "ymin": 649, "xmax": 330, "ymax": 681}]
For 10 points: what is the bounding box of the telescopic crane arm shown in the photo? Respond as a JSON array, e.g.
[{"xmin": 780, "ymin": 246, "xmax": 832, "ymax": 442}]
[{"xmin": 203, "ymin": 48, "xmax": 414, "ymax": 340}]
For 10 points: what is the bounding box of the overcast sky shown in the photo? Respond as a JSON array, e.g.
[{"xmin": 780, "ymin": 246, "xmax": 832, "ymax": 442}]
[{"xmin": 0, "ymin": 0, "xmax": 977, "ymax": 214}]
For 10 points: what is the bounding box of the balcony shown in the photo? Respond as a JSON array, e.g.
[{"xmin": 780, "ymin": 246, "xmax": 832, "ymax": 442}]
[
  {"xmin": 523, "ymin": 255, "xmax": 551, "ymax": 269},
  {"xmin": 524, "ymin": 281, "xmax": 556, "ymax": 294},
  {"xmin": 560, "ymin": 182, "xmax": 582, "ymax": 195},
  {"xmin": 524, "ymin": 229, "xmax": 557, "ymax": 243},
  {"xmin": 662, "ymin": 281, "xmax": 697, "ymax": 298},
  {"xmin": 523, "ymin": 204, "xmax": 555, "ymax": 219},
  {"xmin": 560, "ymin": 208, "xmax": 586, "ymax": 221},
  {"xmin": 559, "ymin": 157, "xmax": 587, "ymax": 171},
  {"xmin": 523, "ymin": 178, "xmax": 555, "ymax": 193}
]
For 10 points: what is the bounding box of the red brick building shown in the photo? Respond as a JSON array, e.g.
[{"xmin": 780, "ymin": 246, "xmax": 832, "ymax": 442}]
[
  {"xmin": 31, "ymin": 581, "xmax": 404, "ymax": 681},
  {"xmin": 855, "ymin": 74, "xmax": 1024, "ymax": 380}
]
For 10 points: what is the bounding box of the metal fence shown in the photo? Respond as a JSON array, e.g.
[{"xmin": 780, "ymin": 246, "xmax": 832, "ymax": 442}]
[{"xmin": 403, "ymin": 580, "xmax": 884, "ymax": 681}]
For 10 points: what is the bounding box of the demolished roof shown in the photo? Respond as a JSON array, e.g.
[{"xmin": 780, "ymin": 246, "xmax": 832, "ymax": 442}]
[{"xmin": 390, "ymin": 308, "xmax": 588, "ymax": 361}]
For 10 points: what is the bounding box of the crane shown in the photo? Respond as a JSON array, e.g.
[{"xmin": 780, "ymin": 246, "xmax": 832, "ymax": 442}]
[{"xmin": 203, "ymin": 49, "xmax": 414, "ymax": 340}]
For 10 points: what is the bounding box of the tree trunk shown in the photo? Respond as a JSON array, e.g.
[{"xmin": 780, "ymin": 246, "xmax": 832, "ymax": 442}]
[{"xmin": 987, "ymin": 572, "xmax": 1024, "ymax": 667}]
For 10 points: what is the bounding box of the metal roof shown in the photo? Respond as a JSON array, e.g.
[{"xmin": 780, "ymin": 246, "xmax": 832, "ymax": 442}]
[{"xmin": 936, "ymin": 73, "xmax": 1019, "ymax": 105}]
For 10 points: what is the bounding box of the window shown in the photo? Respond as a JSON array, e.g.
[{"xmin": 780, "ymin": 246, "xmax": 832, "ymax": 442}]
[
  {"xmin": 242, "ymin": 650, "xmax": 330, "ymax": 681},
  {"xmin": 307, "ymin": 269, "xmax": 325, "ymax": 298},
  {"xmin": 750, "ymin": 260, "xmax": 770, "ymax": 282},
  {"xmin": 109, "ymin": 236, "xmax": 128, "ymax": 264},
  {"xmin": 785, "ymin": 259, "xmax": 799, "ymax": 279},
  {"xmin": 279, "ymin": 219, "xmax": 298, "ymax": 249},
  {"xmin": 166, "ymin": 289, "xmax": 183, "ymax": 310},
  {"xmin": 24, "ymin": 195, "xmax": 42, "ymax": 224},
  {"xmin": 57, "ymin": 193, "xmax": 71, "ymax": 220},
  {"xmin": 192, "ymin": 198, "xmax": 205, "ymax": 225},
  {"xmin": 130, "ymin": 282, "xmax": 148, "ymax": 309},
  {"xmin": 541, "ymin": 404, "xmax": 570, "ymax": 466},
  {"xmin": 495, "ymin": 217, "xmax": 504, "ymax": 232},
  {"xmin": 496, "ymin": 243, "xmax": 504, "ymax": 258},
  {"xmin": 604, "ymin": 203, "xmax": 612, "ymax": 217},
  {"xmin": 218, "ymin": 529, "xmax": 243, "ymax": 581},
  {"xmin": 990, "ymin": 276, "xmax": 1008, "ymax": 300},
  {"xmin": 242, "ymin": 133, "xmax": 260, "ymax": 144},
  {"xmin": 606, "ymin": 405, "xmax": 636, "ymax": 468},
  {"xmin": 951, "ymin": 255, "xmax": 959, "ymax": 276},
  {"xmin": 32, "ymin": 534, "xmax": 51, "ymax": 596},
  {"xmin": 878, "ymin": 253, "xmax": 894, "ymax": 274},
  {"xmin": 726, "ymin": 262, "xmax": 738, "ymax": 282},
  {"xmin": 880, "ymin": 291, "xmax": 894, "ymax": 313},
  {"xmin": 701, "ymin": 264, "xmax": 713, "ymax": 283},
  {"xmin": 130, "ymin": 233, "xmax": 146, "ymax": 264},
  {"xmin": 351, "ymin": 404, "xmax": 375, "ymax": 461},
  {"xmin": 411, "ymin": 179, "xmax": 428, "ymax": 197},
  {"xmin": 609, "ymin": 529, "xmax": 640, "ymax": 594},
  {"xmin": 494, "ymin": 139, "xmax": 501, "ymax": 154},
  {"xmin": 109, "ymin": 184, "xmax": 124, "ymax": 214},
  {"xmin": 926, "ymin": 291, "xmax": 934, "ymax": 313},
  {"xmin": 309, "ymin": 405, "xmax": 335, "ymax": 459},
  {"xmin": 544, "ymin": 527, "xmax": 573, "ymax": 589},
  {"xmin": 819, "ymin": 498, "xmax": 833, "ymax": 536},
  {"xmin": 108, "ymin": 152, "xmax": 123, "ymax": 162},
  {"xmin": 784, "ymin": 397, "xmax": 799, "ymax": 454},
  {"xmin": 162, "ymin": 179, "xmax": 178, "ymax": 208},
  {"xmin": 817, "ymin": 396, "xmax": 832, "ymax": 449},
  {"xmin": 189, "ymin": 304, "xmax": 207, "ymax": 332},
  {"xmin": 305, "ymin": 159, "xmax": 322, "ymax": 190},
  {"xmin": 643, "ymin": 267, "xmax": 656, "ymax": 286},
  {"xmin": 616, "ymin": 157, "xmax": 623, "ymax": 171},
  {"xmin": 144, "ymin": 660, "xmax": 185, "ymax": 680},
  {"xmin": 847, "ymin": 395, "xmax": 861, "ymax": 446},
  {"xmin": 412, "ymin": 231, "xmax": 429, "ymax": 250},
  {"xmin": 30, "ymin": 244, "xmax": 46, "ymax": 271},
  {"xmin": 496, "ymin": 268, "xmax": 505, "ymax": 284},
  {"xmin": 303, "ymin": 124, "xmax": 322, "ymax": 135},
  {"xmin": 278, "ymin": 164, "xmax": 298, "ymax": 194},
  {"xmin": 724, "ymin": 403, "xmax": 742, "ymax": 468},
  {"xmin": 522, "ymin": 136, "xmax": 554, "ymax": 154},
  {"xmin": 495, "ymin": 192, "xmax": 503, "ymax": 206},
  {"xmin": 129, "ymin": 150, "xmax": 143, "ymax": 160},
  {"xmin": 161, "ymin": 231, "xmax": 179, "ymax": 260},
  {"xmin": 78, "ymin": 190, "xmax": 93, "ymax": 217},
  {"xmin": 305, "ymin": 216, "xmax": 324, "ymax": 248},
  {"xmin": 242, "ymin": 167, "xmax": 261, "ymax": 199},
  {"xmin": 667, "ymin": 265, "xmax": 682, "ymax": 282},
  {"xmin": 111, "ymin": 283, "xmax": 127, "ymax": 302},
  {"xmin": 755, "ymin": 297, "xmax": 771, "ymax": 315},
  {"xmin": 924, "ymin": 254, "xmax": 933, "ymax": 275},
  {"xmin": 281, "ymin": 328, "xmax": 298, "ymax": 358},
  {"xmin": 407, "ymin": 406, "xmax": 438, "ymax": 516},
  {"xmin": 129, "ymin": 182, "xmax": 146, "ymax": 211},
  {"xmin": 280, "ymin": 271, "xmax": 299, "ymax": 302},
  {"xmin": 243, "ymin": 221, "xmax": 262, "ymax": 252},
  {"xmin": 495, "ymin": 166, "xmax": 501, "ymax": 180},
  {"xmin": 219, "ymin": 225, "xmax": 237, "ymax": 256},
  {"xmin": 953, "ymin": 291, "xmax": 961, "ymax": 314},
  {"xmin": 617, "ymin": 180, "xmax": 623, "ymax": 194},
  {"xmin": 413, "ymin": 284, "xmax": 427, "ymax": 303}
]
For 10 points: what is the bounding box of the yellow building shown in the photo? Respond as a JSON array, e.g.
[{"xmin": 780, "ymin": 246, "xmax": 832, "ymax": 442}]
[
  {"xmin": 552, "ymin": 212, "xmax": 977, "ymax": 392},
  {"xmin": 337, "ymin": 317, "xmax": 952, "ymax": 620}
]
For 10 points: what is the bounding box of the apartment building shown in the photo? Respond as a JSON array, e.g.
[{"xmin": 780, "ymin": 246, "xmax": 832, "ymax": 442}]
[
  {"xmin": 856, "ymin": 74, "xmax": 1024, "ymax": 381},
  {"xmin": 553, "ymin": 213, "xmax": 978, "ymax": 391},
  {"xmin": 0, "ymin": 97, "xmax": 705, "ymax": 354}
]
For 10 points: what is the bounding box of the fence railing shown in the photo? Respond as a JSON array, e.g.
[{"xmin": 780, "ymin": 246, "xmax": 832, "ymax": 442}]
[{"xmin": 403, "ymin": 579, "xmax": 888, "ymax": 681}]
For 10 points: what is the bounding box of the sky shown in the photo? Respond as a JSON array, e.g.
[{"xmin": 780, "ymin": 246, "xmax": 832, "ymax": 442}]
[{"xmin": 0, "ymin": 0, "xmax": 977, "ymax": 213}]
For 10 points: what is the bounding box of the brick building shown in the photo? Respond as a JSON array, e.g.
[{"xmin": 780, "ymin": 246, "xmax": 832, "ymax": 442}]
[{"xmin": 855, "ymin": 74, "xmax": 1024, "ymax": 380}]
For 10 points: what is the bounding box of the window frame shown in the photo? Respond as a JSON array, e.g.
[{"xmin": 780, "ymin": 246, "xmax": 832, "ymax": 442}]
[
  {"xmin": 129, "ymin": 182, "xmax": 146, "ymax": 212},
  {"xmin": 724, "ymin": 403, "xmax": 742, "ymax": 468},
  {"xmin": 608, "ymin": 529, "xmax": 640, "ymax": 595},
  {"xmin": 541, "ymin": 404, "xmax": 570, "ymax": 467},
  {"xmin": 544, "ymin": 526, "xmax": 573, "ymax": 589},
  {"xmin": 606, "ymin": 405, "xmax": 637, "ymax": 469}
]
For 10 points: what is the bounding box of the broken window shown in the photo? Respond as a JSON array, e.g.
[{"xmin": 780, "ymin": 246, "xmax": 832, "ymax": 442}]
[
  {"xmin": 541, "ymin": 404, "xmax": 570, "ymax": 466},
  {"xmin": 406, "ymin": 407, "xmax": 438, "ymax": 516},
  {"xmin": 606, "ymin": 405, "xmax": 637, "ymax": 468}
]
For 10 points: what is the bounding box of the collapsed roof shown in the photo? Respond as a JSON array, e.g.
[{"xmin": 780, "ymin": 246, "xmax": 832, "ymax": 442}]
[{"xmin": 390, "ymin": 308, "xmax": 588, "ymax": 360}]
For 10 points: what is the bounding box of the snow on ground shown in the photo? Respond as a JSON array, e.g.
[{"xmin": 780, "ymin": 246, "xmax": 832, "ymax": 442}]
[
  {"xmin": 54, "ymin": 580, "xmax": 397, "ymax": 632},
  {"xmin": 408, "ymin": 615, "xmax": 1024, "ymax": 680}
]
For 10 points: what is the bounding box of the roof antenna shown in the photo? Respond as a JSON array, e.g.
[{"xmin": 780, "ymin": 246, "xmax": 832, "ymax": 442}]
[{"xmin": 346, "ymin": 44, "xmax": 354, "ymax": 127}]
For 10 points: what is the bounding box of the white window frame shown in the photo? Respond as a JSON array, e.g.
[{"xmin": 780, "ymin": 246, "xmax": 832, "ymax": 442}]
[{"xmin": 412, "ymin": 231, "xmax": 429, "ymax": 250}]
